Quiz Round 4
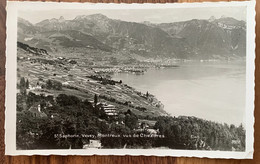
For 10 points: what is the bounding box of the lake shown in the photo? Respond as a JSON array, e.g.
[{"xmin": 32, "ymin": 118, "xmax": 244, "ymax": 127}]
[{"xmin": 112, "ymin": 61, "xmax": 246, "ymax": 126}]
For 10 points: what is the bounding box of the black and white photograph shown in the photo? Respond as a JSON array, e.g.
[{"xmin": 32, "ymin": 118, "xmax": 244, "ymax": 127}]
[{"xmin": 5, "ymin": 1, "xmax": 255, "ymax": 158}]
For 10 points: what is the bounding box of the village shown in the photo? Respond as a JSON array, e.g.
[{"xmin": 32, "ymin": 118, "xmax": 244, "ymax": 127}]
[{"xmin": 22, "ymin": 84, "xmax": 163, "ymax": 149}]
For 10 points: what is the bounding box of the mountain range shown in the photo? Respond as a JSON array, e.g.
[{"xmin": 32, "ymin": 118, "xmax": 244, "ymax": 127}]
[{"xmin": 17, "ymin": 14, "xmax": 246, "ymax": 60}]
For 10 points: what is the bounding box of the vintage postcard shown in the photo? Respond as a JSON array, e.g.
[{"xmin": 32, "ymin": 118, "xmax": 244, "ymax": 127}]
[{"xmin": 5, "ymin": 1, "xmax": 255, "ymax": 158}]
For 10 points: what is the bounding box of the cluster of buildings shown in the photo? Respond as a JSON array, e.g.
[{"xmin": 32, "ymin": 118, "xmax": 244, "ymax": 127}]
[
  {"xmin": 94, "ymin": 102, "xmax": 118, "ymax": 116},
  {"xmin": 101, "ymin": 104, "xmax": 118, "ymax": 116},
  {"xmin": 93, "ymin": 66, "xmax": 146, "ymax": 74}
]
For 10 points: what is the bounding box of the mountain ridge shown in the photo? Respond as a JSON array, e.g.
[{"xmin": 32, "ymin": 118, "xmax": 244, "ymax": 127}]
[{"xmin": 18, "ymin": 14, "xmax": 246, "ymax": 60}]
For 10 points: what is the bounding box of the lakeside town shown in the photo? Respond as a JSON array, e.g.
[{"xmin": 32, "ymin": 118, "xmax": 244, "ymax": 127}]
[
  {"xmin": 16, "ymin": 12, "xmax": 247, "ymax": 151},
  {"xmin": 16, "ymin": 43, "xmax": 246, "ymax": 151}
]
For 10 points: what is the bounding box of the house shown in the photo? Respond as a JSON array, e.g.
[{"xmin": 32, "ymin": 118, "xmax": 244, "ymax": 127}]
[
  {"xmin": 92, "ymin": 102, "xmax": 118, "ymax": 116},
  {"xmin": 51, "ymin": 114, "xmax": 58, "ymax": 119},
  {"xmin": 29, "ymin": 84, "xmax": 41, "ymax": 90},
  {"xmin": 57, "ymin": 57, "xmax": 65, "ymax": 60},
  {"xmin": 146, "ymin": 129, "xmax": 158, "ymax": 134},
  {"xmin": 62, "ymin": 81, "xmax": 70, "ymax": 85},
  {"xmin": 83, "ymin": 139, "xmax": 102, "ymax": 149},
  {"xmin": 28, "ymin": 104, "xmax": 47, "ymax": 118},
  {"xmin": 102, "ymin": 104, "xmax": 118, "ymax": 116},
  {"xmin": 139, "ymin": 122, "xmax": 149, "ymax": 129}
]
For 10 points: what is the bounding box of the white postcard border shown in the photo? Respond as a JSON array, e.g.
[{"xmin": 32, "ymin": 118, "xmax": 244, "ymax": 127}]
[{"xmin": 5, "ymin": 0, "xmax": 256, "ymax": 159}]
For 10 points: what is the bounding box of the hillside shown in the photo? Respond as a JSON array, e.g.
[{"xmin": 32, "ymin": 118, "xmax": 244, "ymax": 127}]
[
  {"xmin": 16, "ymin": 43, "xmax": 168, "ymax": 118},
  {"xmin": 157, "ymin": 17, "xmax": 246, "ymax": 59},
  {"xmin": 17, "ymin": 42, "xmax": 49, "ymax": 56}
]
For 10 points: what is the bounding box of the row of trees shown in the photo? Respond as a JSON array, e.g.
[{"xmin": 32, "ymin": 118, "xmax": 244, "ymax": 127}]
[
  {"xmin": 18, "ymin": 77, "xmax": 62, "ymax": 91},
  {"xmin": 87, "ymin": 75, "xmax": 122, "ymax": 85},
  {"xmin": 18, "ymin": 77, "xmax": 29, "ymax": 95},
  {"xmin": 19, "ymin": 77, "xmax": 29, "ymax": 89},
  {"xmin": 154, "ymin": 116, "xmax": 245, "ymax": 151}
]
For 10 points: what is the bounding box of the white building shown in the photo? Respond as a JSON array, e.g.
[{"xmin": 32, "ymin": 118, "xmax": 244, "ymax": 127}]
[
  {"xmin": 102, "ymin": 104, "xmax": 118, "ymax": 116},
  {"xmin": 83, "ymin": 139, "xmax": 102, "ymax": 149}
]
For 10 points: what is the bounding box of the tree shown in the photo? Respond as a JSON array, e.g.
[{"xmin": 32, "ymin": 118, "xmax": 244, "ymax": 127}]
[
  {"xmin": 46, "ymin": 80, "xmax": 52, "ymax": 89},
  {"xmin": 52, "ymin": 81, "xmax": 62, "ymax": 90},
  {"xmin": 94, "ymin": 94, "xmax": 98, "ymax": 107},
  {"xmin": 20, "ymin": 77, "xmax": 26, "ymax": 89},
  {"xmin": 124, "ymin": 109, "xmax": 132, "ymax": 115},
  {"xmin": 20, "ymin": 88, "xmax": 27, "ymax": 95},
  {"xmin": 16, "ymin": 111, "xmax": 48, "ymax": 149},
  {"xmin": 25, "ymin": 79, "xmax": 29, "ymax": 89},
  {"xmin": 125, "ymin": 111, "xmax": 138, "ymax": 130},
  {"xmin": 146, "ymin": 91, "xmax": 149, "ymax": 98},
  {"xmin": 26, "ymin": 91, "xmax": 41, "ymax": 107},
  {"xmin": 19, "ymin": 77, "xmax": 27, "ymax": 95},
  {"xmin": 56, "ymin": 94, "xmax": 80, "ymax": 106},
  {"xmin": 236, "ymin": 124, "xmax": 246, "ymax": 151}
]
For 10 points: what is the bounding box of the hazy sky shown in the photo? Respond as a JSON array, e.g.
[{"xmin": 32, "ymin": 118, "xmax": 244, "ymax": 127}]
[{"xmin": 19, "ymin": 6, "xmax": 246, "ymax": 24}]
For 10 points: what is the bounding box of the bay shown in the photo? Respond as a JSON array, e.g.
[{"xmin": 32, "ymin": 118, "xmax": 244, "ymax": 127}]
[{"xmin": 112, "ymin": 61, "xmax": 246, "ymax": 126}]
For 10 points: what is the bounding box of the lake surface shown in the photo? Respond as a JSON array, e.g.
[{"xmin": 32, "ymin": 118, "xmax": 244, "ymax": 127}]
[{"xmin": 112, "ymin": 61, "xmax": 246, "ymax": 126}]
